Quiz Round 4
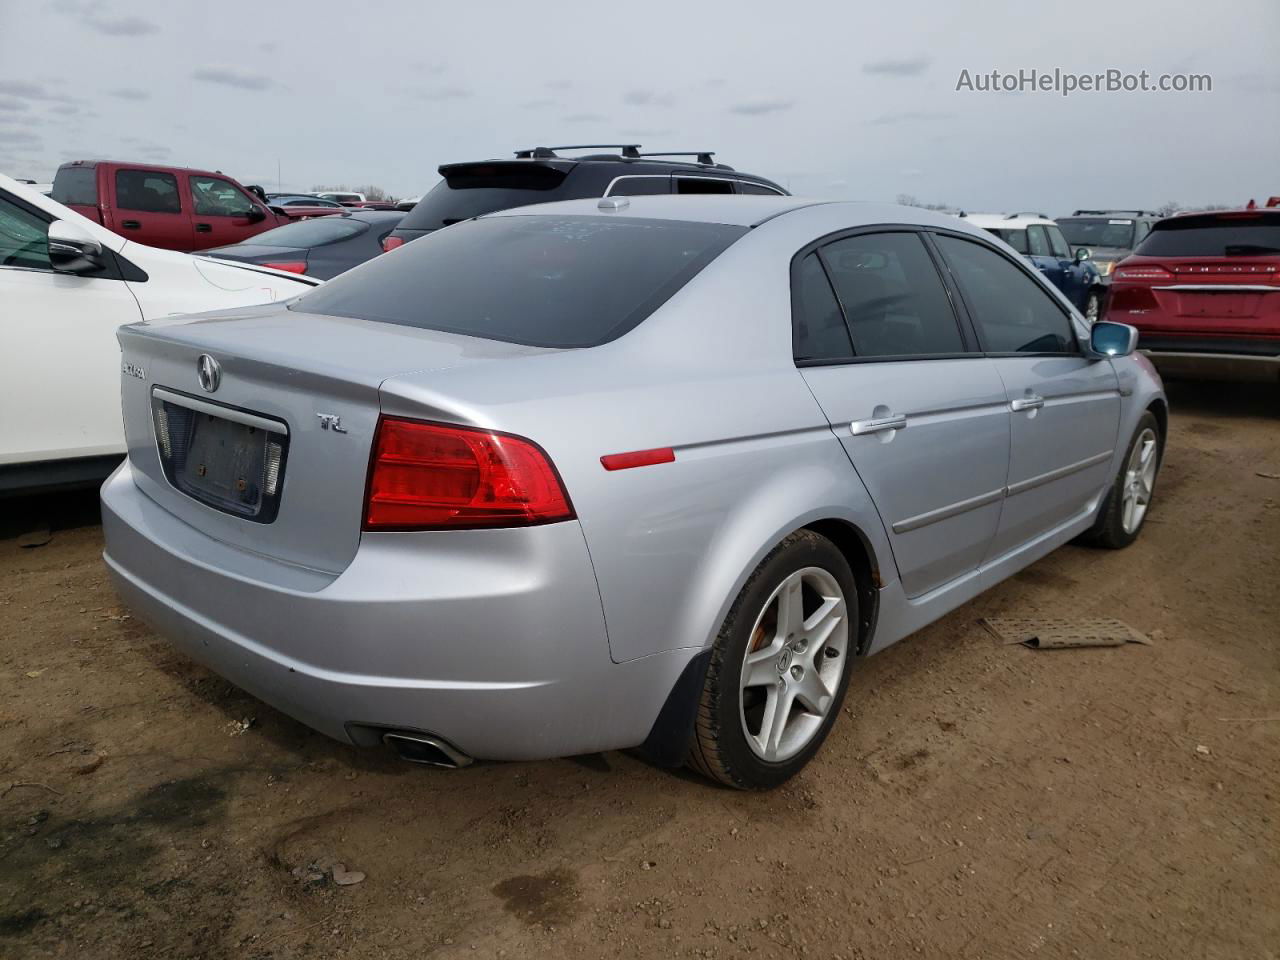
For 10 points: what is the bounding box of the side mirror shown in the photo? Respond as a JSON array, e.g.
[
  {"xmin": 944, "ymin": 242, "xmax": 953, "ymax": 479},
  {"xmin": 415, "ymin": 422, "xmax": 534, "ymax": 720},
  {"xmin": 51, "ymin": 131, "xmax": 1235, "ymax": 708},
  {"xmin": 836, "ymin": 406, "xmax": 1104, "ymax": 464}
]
[
  {"xmin": 47, "ymin": 219, "xmax": 104, "ymax": 273},
  {"xmin": 1074, "ymin": 247, "xmax": 1091, "ymax": 263},
  {"xmin": 246, "ymin": 206, "xmax": 267, "ymax": 223},
  {"xmin": 1089, "ymin": 320, "xmax": 1138, "ymax": 358}
]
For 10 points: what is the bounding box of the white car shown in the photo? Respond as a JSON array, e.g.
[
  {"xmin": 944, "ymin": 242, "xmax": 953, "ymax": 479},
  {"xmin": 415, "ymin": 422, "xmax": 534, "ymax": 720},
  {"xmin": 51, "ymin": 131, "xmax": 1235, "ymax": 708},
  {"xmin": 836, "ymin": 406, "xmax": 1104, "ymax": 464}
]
[
  {"xmin": 0, "ymin": 174, "xmax": 320, "ymax": 494},
  {"xmin": 315, "ymin": 192, "xmax": 365, "ymax": 205}
]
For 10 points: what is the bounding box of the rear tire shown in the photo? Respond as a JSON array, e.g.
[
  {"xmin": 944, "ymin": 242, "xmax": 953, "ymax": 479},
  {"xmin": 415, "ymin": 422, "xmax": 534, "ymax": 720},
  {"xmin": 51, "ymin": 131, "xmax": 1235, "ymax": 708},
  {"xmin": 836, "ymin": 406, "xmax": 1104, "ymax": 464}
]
[
  {"xmin": 686, "ymin": 530, "xmax": 857, "ymax": 789},
  {"xmin": 1081, "ymin": 411, "xmax": 1162, "ymax": 549}
]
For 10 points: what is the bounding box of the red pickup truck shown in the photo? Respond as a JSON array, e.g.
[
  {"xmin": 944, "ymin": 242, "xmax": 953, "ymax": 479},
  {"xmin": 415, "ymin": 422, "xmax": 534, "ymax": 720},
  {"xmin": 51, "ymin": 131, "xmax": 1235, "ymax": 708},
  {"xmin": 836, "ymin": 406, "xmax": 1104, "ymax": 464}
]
[{"xmin": 50, "ymin": 160, "xmax": 340, "ymax": 252}]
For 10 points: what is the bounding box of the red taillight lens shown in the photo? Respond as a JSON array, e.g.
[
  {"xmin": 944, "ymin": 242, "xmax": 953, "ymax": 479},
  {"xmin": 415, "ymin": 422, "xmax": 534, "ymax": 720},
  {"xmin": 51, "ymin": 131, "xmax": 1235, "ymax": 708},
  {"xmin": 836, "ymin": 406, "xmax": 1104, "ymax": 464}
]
[
  {"xmin": 363, "ymin": 417, "xmax": 574, "ymax": 530},
  {"xmin": 381, "ymin": 235, "xmax": 405, "ymax": 253},
  {"xmin": 263, "ymin": 261, "xmax": 307, "ymax": 274},
  {"xmin": 1114, "ymin": 265, "xmax": 1173, "ymax": 282}
]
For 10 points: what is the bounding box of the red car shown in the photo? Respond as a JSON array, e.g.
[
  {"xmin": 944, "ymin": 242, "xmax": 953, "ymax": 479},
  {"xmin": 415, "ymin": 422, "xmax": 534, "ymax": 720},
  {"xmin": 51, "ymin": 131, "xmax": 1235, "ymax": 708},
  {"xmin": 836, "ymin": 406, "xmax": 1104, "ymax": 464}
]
[
  {"xmin": 50, "ymin": 160, "xmax": 341, "ymax": 252},
  {"xmin": 1107, "ymin": 208, "xmax": 1280, "ymax": 382}
]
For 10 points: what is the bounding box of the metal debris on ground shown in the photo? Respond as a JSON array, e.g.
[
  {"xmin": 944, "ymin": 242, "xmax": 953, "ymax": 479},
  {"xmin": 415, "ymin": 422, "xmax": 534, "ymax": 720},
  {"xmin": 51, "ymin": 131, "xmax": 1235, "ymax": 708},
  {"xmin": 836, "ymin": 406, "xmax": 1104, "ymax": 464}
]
[{"xmin": 981, "ymin": 616, "xmax": 1153, "ymax": 649}]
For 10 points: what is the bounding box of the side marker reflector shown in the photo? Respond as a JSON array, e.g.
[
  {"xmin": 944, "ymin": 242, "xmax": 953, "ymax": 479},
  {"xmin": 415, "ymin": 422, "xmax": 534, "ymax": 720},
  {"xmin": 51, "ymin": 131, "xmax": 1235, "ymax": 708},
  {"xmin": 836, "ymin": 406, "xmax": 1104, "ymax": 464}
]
[{"xmin": 600, "ymin": 447, "xmax": 676, "ymax": 471}]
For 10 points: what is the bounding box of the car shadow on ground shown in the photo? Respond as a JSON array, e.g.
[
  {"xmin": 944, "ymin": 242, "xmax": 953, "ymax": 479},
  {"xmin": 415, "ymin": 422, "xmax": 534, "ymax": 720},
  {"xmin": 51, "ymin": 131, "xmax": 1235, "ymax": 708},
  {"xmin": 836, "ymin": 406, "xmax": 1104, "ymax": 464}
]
[
  {"xmin": 1163, "ymin": 378, "xmax": 1276, "ymax": 420},
  {"xmin": 0, "ymin": 487, "xmax": 102, "ymax": 541}
]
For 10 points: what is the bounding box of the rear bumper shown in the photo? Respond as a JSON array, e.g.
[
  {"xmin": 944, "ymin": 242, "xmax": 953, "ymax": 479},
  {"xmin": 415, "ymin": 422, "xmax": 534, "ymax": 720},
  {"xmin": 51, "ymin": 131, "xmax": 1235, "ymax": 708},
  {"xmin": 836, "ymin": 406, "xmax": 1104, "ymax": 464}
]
[
  {"xmin": 101, "ymin": 462, "xmax": 695, "ymax": 761},
  {"xmin": 1137, "ymin": 335, "xmax": 1280, "ymax": 382}
]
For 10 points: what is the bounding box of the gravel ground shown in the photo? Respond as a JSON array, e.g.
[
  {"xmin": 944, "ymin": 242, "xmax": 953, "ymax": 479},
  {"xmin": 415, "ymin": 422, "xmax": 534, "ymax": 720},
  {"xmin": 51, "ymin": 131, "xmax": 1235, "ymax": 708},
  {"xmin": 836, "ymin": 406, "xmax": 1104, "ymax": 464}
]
[{"xmin": 1, "ymin": 380, "xmax": 1276, "ymax": 960}]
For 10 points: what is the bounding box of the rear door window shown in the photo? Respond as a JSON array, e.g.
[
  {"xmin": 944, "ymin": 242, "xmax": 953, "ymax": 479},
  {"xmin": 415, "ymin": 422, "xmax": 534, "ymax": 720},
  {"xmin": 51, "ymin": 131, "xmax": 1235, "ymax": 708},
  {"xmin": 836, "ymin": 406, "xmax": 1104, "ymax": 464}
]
[
  {"xmin": 793, "ymin": 252, "xmax": 853, "ymax": 361},
  {"xmin": 738, "ymin": 181, "xmax": 783, "ymax": 195},
  {"xmin": 1046, "ymin": 225, "xmax": 1071, "ymax": 259},
  {"xmin": 675, "ymin": 178, "xmax": 735, "ymax": 195},
  {"xmin": 605, "ymin": 176, "xmax": 670, "ymax": 196},
  {"xmin": 1026, "ymin": 225, "xmax": 1051, "ymax": 257},
  {"xmin": 936, "ymin": 235, "xmax": 1076, "ymax": 354},
  {"xmin": 819, "ymin": 232, "xmax": 965, "ymax": 358},
  {"xmin": 116, "ymin": 169, "xmax": 181, "ymax": 213},
  {"xmin": 294, "ymin": 215, "xmax": 747, "ymax": 348},
  {"xmin": 1136, "ymin": 214, "xmax": 1280, "ymax": 257}
]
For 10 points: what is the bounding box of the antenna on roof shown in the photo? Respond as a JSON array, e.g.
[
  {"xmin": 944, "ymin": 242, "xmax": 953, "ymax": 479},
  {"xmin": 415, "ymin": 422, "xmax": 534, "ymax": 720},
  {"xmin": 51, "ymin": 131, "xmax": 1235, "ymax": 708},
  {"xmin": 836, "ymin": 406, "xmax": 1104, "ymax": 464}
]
[
  {"xmin": 639, "ymin": 151, "xmax": 716, "ymax": 166},
  {"xmin": 513, "ymin": 144, "xmax": 642, "ymax": 159}
]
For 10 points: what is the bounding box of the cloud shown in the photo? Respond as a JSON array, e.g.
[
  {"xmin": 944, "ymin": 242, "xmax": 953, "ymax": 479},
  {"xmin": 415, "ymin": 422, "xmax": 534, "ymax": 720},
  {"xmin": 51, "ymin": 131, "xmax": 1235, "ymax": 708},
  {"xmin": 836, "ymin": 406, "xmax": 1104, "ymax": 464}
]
[
  {"xmin": 0, "ymin": 98, "xmax": 29, "ymax": 113},
  {"xmin": 623, "ymin": 89, "xmax": 676, "ymax": 107},
  {"xmin": 618, "ymin": 128, "xmax": 674, "ymax": 138},
  {"xmin": 86, "ymin": 14, "xmax": 158, "ymax": 35},
  {"xmin": 729, "ymin": 99, "xmax": 794, "ymax": 116},
  {"xmin": 50, "ymin": 103, "xmax": 82, "ymax": 115},
  {"xmin": 192, "ymin": 67, "xmax": 274, "ymax": 91},
  {"xmin": 545, "ymin": 80, "xmax": 572, "ymax": 90},
  {"xmin": 0, "ymin": 114, "xmax": 40, "ymax": 127},
  {"xmin": 109, "ymin": 88, "xmax": 150, "ymax": 101},
  {"xmin": 413, "ymin": 86, "xmax": 472, "ymax": 101},
  {"xmin": 519, "ymin": 98, "xmax": 554, "ymax": 109},
  {"xmin": 0, "ymin": 130, "xmax": 42, "ymax": 146},
  {"xmin": 0, "ymin": 80, "xmax": 78, "ymax": 105},
  {"xmin": 863, "ymin": 57, "xmax": 932, "ymax": 76},
  {"xmin": 868, "ymin": 110, "xmax": 954, "ymax": 125},
  {"xmin": 562, "ymin": 112, "xmax": 606, "ymax": 123}
]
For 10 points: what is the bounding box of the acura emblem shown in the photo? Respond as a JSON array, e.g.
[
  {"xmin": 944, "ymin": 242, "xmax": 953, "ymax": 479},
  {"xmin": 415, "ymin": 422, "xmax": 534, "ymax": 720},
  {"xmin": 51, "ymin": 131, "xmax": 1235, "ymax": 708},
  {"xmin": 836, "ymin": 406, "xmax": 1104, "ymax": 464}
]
[{"xmin": 197, "ymin": 354, "xmax": 221, "ymax": 393}]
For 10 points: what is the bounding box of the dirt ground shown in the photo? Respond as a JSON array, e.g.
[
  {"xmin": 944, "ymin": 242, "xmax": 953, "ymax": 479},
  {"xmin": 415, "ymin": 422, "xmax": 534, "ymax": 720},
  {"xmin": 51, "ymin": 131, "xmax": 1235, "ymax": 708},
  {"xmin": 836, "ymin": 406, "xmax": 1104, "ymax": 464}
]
[{"xmin": 1, "ymin": 380, "xmax": 1276, "ymax": 960}]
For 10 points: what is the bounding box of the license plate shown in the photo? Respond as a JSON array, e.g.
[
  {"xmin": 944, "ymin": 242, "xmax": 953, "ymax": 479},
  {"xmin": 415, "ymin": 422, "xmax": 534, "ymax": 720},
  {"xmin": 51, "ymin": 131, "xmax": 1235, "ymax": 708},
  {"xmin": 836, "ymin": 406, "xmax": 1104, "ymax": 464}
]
[
  {"xmin": 153, "ymin": 393, "xmax": 288, "ymax": 522},
  {"xmin": 1177, "ymin": 292, "xmax": 1257, "ymax": 318}
]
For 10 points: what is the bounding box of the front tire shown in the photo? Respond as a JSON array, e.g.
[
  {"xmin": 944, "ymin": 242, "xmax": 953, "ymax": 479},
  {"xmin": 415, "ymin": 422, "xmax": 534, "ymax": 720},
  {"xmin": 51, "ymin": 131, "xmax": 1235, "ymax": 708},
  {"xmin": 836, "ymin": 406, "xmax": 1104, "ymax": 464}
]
[
  {"xmin": 1081, "ymin": 412, "xmax": 1162, "ymax": 549},
  {"xmin": 686, "ymin": 530, "xmax": 857, "ymax": 789}
]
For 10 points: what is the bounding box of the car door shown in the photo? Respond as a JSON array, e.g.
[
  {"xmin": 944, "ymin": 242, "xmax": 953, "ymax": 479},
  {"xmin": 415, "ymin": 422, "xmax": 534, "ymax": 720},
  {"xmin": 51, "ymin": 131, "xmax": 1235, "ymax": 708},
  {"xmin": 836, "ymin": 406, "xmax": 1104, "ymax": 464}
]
[
  {"xmin": 1047, "ymin": 223, "xmax": 1088, "ymax": 310},
  {"xmin": 933, "ymin": 233, "xmax": 1121, "ymax": 559},
  {"xmin": 189, "ymin": 174, "xmax": 267, "ymax": 249},
  {"xmin": 111, "ymin": 167, "xmax": 193, "ymax": 250},
  {"xmin": 1026, "ymin": 224, "xmax": 1065, "ymax": 294},
  {"xmin": 0, "ymin": 189, "xmax": 142, "ymax": 468},
  {"xmin": 796, "ymin": 230, "xmax": 1011, "ymax": 599}
]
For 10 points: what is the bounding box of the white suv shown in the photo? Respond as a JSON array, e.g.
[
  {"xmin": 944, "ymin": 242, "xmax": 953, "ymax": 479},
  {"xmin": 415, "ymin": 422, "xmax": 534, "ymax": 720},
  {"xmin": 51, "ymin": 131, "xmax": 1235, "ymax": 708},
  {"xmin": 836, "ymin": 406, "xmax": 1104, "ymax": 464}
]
[{"xmin": 0, "ymin": 174, "xmax": 319, "ymax": 494}]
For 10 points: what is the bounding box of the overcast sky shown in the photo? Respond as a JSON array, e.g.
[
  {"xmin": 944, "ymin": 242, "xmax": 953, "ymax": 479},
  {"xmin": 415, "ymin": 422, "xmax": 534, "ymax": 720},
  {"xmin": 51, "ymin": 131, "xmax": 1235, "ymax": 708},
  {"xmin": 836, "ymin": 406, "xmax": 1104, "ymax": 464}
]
[{"xmin": 1, "ymin": 0, "xmax": 1277, "ymax": 212}]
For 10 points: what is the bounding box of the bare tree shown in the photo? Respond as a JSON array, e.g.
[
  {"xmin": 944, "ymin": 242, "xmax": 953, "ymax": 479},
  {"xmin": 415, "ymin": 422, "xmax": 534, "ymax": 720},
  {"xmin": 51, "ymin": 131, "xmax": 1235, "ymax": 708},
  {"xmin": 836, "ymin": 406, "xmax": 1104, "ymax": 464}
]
[{"xmin": 1156, "ymin": 201, "xmax": 1181, "ymax": 217}]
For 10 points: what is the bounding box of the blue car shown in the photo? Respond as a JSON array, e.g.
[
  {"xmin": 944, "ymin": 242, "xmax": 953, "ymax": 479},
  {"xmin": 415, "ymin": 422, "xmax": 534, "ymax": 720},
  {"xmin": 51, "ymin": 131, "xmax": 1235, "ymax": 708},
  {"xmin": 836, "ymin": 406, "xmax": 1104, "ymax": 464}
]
[{"xmin": 965, "ymin": 213, "xmax": 1104, "ymax": 322}]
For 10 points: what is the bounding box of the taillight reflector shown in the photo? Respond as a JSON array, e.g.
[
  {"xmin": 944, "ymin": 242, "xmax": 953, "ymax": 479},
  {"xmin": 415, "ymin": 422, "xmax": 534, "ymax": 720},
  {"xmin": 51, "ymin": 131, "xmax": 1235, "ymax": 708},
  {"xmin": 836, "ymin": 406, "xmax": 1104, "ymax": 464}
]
[
  {"xmin": 263, "ymin": 261, "xmax": 307, "ymax": 274},
  {"xmin": 364, "ymin": 417, "xmax": 574, "ymax": 530},
  {"xmin": 600, "ymin": 447, "xmax": 675, "ymax": 471},
  {"xmin": 381, "ymin": 235, "xmax": 405, "ymax": 252}
]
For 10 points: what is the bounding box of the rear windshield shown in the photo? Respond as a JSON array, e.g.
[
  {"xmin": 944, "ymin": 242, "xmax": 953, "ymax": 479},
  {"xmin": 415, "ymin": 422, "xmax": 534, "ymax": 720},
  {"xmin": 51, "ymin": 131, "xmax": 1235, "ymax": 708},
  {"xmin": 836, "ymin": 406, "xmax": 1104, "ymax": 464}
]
[
  {"xmin": 1136, "ymin": 214, "xmax": 1280, "ymax": 257},
  {"xmin": 984, "ymin": 228, "xmax": 1028, "ymax": 254},
  {"xmin": 245, "ymin": 218, "xmax": 366, "ymax": 248},
  {"xmin": 399, "ymin": 163, "xmax": 575, "ymax": 232},
  {"xmin": 51, "ymin": 167, "xmax": 98, "ymax": 206},
  {"xmin": 1058, "ymin": 218, "xmax": 1135, "ymax": 249},
  {"xmin": 293, "ymin": 215, "xmax": 747, "ymax": 347}
]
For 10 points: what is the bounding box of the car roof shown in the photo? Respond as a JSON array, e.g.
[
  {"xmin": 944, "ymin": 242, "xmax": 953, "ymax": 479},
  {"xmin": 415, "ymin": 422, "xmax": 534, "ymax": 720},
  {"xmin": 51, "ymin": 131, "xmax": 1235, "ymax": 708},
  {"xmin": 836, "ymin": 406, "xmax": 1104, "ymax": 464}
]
[
  {"xmin": 441, "ymin": 151, "xmax": 786, "ymax": 191},
  {"xmin": 960, "ymin": 212, "xmax": 1056, "ymax": 228},
  {"xmin": 484, "ymin": 195, "xmax": 993, "ymax": 235}
]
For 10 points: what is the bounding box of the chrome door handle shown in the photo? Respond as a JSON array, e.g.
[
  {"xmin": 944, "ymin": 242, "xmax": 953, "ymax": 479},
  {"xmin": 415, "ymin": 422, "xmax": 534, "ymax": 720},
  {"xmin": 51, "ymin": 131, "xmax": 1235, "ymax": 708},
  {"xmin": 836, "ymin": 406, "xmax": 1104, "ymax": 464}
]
[
  {"xmin": 850, "ymin": 414, "xmax": 907, "ymax": 436},
  {"xmin": 1010, "ymin": 396, "xmax": 1045, "ymax": 412}
]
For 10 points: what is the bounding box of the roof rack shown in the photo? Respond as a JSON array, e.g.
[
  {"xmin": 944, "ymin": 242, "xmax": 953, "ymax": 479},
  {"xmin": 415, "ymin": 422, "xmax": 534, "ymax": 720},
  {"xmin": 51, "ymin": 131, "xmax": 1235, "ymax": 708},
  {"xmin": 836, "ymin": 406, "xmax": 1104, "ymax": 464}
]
[
  {"xmin": 1070, "ymin": 209, "xmax": 1159, "ymax": 217},
  {"xmin": 639, "ymin": 151, "xmax": 717, "ymax": 166},
  {"xmin": 513, "ymin": 144, "xmax": 642, "ymax": 159},
  {"xmin": 1005, "ymin": 211, "xmax": 1050, "ymax": 220}
]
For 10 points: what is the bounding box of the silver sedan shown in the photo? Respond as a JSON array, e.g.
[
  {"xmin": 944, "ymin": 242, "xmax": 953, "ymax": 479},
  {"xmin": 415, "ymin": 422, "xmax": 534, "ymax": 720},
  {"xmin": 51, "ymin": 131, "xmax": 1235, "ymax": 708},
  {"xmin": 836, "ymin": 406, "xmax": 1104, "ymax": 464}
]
[{"xmin": 102, "ymin": 195, "xmax": 1165, "ymax": 788}]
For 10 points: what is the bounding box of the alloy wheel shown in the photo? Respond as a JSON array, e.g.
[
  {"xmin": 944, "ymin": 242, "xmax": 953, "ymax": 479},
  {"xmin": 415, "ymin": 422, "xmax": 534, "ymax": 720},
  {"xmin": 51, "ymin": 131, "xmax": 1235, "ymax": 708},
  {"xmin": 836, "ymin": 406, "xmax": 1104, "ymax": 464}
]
[
  {"xmin": 1121, "ymin": 427, "xmax": 1158, "ymax": 534},
  {"xmin": 739, "ymin": 567, "xmax": 849, "ymax": 762}
]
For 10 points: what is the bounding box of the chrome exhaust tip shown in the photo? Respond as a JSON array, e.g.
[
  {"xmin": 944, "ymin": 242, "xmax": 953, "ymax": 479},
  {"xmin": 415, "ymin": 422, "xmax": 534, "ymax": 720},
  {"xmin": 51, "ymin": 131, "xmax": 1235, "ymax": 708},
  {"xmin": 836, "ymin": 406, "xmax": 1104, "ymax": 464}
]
[{"xmin": 382, "ymin": 731, "xmax": 473, "ymax": 769}]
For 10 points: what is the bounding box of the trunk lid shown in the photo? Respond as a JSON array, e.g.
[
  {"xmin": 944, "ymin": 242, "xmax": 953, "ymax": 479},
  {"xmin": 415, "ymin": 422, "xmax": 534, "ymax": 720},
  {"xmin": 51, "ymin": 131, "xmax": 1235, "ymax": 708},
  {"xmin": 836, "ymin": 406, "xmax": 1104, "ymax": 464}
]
[
  {"xmin": 1111, "ymin": 254, "xmax": 1280, "ymax": 336},
  {"xmin": 117, "ymin": 304, "xmax": 555, "ymax": 574}
]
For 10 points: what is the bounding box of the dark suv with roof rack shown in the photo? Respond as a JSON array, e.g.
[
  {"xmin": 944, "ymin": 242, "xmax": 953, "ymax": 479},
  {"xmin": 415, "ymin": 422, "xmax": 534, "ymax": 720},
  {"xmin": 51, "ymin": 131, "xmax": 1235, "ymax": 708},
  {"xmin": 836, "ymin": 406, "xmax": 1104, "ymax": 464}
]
[{"xmin": 382, "ymin": 144, "xmax": 788, "ymax": 252}]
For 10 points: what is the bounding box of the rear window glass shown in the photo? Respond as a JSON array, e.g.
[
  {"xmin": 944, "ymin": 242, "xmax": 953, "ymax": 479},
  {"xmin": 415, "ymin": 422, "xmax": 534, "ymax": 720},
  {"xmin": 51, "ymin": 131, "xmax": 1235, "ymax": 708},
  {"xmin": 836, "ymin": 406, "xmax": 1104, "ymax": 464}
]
[
  {"xmin": 244, "ymin": 218, "xmax": 365, "ymax": 248},
  {"xmin": 399, "ymin": 164, "xmax": 574, "ymax": 231},
  {"xmin": 294, "ymin": 215, "xmax": 747, "ymax": 348},
  {"xmin": 51, "ymin": 166, "xmax": 98, "ymax": 206},
  {"xmin": 1058, "ymin": 218, "xmax": 1135, "ymax": 249},
  {"xmin": 1136, "ymin": 215, "xmax": 1280, "ymax": 257}
]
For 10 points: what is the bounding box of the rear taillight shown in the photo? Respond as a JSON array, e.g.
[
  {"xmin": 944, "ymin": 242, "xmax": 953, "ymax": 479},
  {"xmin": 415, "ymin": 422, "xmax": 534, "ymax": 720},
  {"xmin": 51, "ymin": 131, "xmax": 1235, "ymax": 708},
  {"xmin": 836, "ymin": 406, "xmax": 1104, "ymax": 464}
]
[
  {"xmin": 1114, "ymin": 265, "xmax": 1173, "ymax": 281},
  {"xmin": 363, "ymin": 417, "xmax": 574, "ymax": 530},
  {"xmin": 381, "ymin": 235, "xmax": 405, "ymax": 253},
  {"xmin": 263, "ymin": 261, "xmax": 307, "ymax": 274}
]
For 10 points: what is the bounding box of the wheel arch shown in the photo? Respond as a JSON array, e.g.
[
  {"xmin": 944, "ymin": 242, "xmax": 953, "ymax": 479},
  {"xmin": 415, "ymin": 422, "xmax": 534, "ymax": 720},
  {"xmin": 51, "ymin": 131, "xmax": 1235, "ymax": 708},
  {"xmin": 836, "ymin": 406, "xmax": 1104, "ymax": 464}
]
[
  {"xmin": 803, "ymin": 518, "xmax": 882, "ymax": 656},
  {"xmin": 1146, "ymin": 396, "xmax": 1168, "ymax": 445}
]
